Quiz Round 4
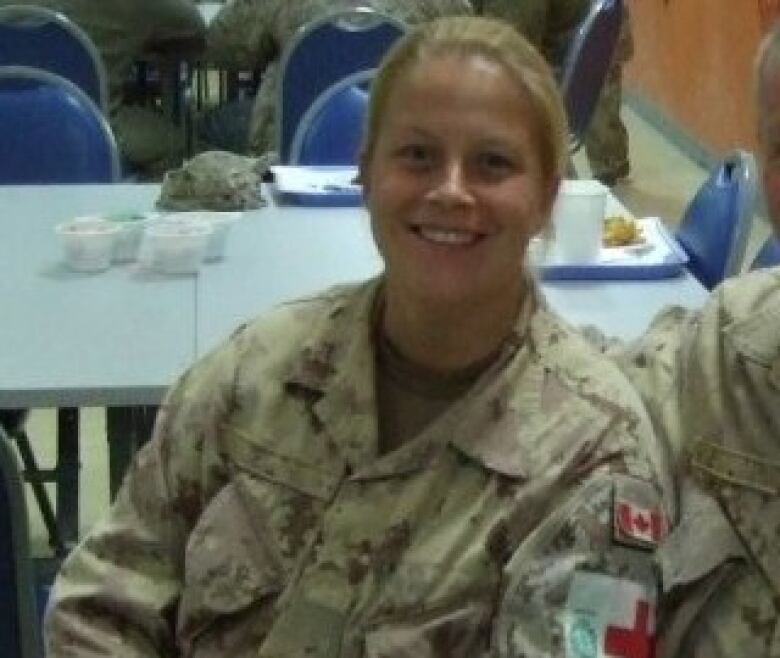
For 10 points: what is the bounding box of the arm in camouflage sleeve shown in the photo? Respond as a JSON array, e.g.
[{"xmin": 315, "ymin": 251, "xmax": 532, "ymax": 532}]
[
  {"xmin": 43, "ymin": 337, "xmax": 242, "ymax": 656},
  {"xmin": 140, "ymin": 0, "xmax": 207, "ymax": 46},
  {"xmin": 206, "ymin": 0, "xmax": 278, "ymax": 71}
]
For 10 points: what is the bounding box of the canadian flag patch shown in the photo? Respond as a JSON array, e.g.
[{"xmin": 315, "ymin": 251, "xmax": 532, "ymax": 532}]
[{"xmin": 613, "ymin": 499, "xmax": 666, "ymax": 549}]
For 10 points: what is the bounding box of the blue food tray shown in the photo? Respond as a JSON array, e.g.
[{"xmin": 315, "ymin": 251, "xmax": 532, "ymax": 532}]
[
  {"xmin": 271, "ymin": 165, "xmax": 363, "ymax": 207},
  {"xmin": 538, "ymin": 218, "xmax": 689, "ymax": 281}
]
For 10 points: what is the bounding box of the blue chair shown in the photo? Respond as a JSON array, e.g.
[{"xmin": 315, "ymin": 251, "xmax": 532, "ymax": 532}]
[
  {"xmin": 675, "ymin": 150, "xmax": 757, "ymax": 290},
  {"xmin": 277, "ymin": 6, "xmax": 405, "ymax": 163},
  {"xmin": 750, "ymin": 234, "xmax": 780, "ymax": 270},
  {"xmin": 0, "ymin": 4, "xmax": 107, "ymax": 111},
  {"xmin": 0, "ymin": 426, "xmax": 43, "ymax": 658},
  {"xmin": 290, "ymin": 69, "xmax": 372, "ymax": 166},
  {"xmin": 559, "ymin": 0, "xmax": 623, "ymax": 154},
  {"xmin": 0, "ymin": 65, "xmax": 120, "ymax": 184}
]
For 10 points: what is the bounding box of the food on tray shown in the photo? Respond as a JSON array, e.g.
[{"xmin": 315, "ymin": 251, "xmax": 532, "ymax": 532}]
[{"xmin": 603, "ymin": 215, "xmax": 645, "ymax": 247}]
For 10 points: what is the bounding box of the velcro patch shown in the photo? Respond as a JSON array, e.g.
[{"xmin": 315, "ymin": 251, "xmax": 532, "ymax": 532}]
[{"xmin": 690, "ymin": 438, "xmax": 780, "ymax": 496}]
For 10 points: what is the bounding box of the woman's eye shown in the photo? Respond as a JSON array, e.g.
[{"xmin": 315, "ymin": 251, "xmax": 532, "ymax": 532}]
[
  {"xmin": 397, "ymin": 144, "xmax": 432, "ymax": 165},
  {"xmin": 477, "ymin": 152, "xmax": 516, "ymax": 176}
]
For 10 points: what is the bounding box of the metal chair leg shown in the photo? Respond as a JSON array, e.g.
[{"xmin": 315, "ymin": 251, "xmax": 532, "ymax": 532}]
[{"xmin": 8, "ymin": 429, "xmax": 67, "ymax": 557}]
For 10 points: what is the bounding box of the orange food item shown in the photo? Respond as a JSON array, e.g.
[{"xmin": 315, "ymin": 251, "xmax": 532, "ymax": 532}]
[{"xmin": 603, "ymin": 216, "xmax": 644, "ymax": 247}]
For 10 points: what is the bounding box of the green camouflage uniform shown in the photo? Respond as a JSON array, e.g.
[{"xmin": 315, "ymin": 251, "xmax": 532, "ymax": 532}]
[
  {"xmin": 0, "ymin": 0, "xmax": 206, "ymax": 174},
  {"xmin": 480, "ymin": 0, "xmax": 632, "ymax": 182},
  {"xmin": 205, "ymin": 0, "xmax": 473, "ymax": 156}
]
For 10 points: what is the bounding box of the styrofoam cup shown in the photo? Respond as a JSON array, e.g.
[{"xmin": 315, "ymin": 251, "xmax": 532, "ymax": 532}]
[
  {"xmin": 164, "ymin": 211, "xmax": 240, "ymax": 261},
  {"xmin": 56, "ymin": 217, "xmax": 121, "ymax": 272},
  {"xmin": 549, "ymin": 179, "xmax": 607, "ymax": 264},
  {"xmin": 139, "ymin": 220, "xmax": 212, "ymax": 274},
  {"xmin": 107, "ymin": 212, "xmax": 159, "ymax": 262}
]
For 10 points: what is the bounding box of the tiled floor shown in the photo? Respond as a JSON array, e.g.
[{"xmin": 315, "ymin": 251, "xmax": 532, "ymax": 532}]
[{"xmin": 20, "ymin": 103, "xmax": 773, "ymax": 557}]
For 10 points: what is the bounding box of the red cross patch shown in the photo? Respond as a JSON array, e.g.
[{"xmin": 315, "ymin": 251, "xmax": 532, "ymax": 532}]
[{"xmin": 565, "ymin": 571, "xmax": 656, "ymax": 658}]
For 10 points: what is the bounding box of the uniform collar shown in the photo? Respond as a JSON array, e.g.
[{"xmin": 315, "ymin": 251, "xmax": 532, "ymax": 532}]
[{"xmin": 281, "ymin": 278, "xmax": 628, "ymax": 481}]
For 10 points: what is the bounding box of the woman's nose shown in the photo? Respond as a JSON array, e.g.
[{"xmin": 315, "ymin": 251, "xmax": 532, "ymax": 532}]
[{"xmin": 428, "ymin": 161, "xmax": 473, "ymax": 204}]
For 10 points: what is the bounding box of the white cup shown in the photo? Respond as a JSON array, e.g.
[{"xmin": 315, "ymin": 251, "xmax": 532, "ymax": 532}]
[
  {"xmin": 56, "ymin": 217, "xmax": 121, "ymax": 272},
  {"xmin": 108, "ymin": 212, "xmax": 159, "ymax": 263},
  {"xmin": 549, "ymin": 179, "xmax": 607, "ymax": 264},
  {"xmin": 165, "ymin": 211, "xmax": 240, "ymax": 261},
  {"xmin": 139, "ymin": 220, "xmax": 212, "ymax": 274}
]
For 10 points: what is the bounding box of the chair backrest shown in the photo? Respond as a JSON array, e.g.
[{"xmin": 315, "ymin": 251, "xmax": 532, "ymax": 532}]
[
  {"xmin": 750, "ymin": 234, "xmax": 780, "ymax": 270},
  {"xmin": 675, "ymin": 150, "xmax": 758, "ymax": 289},
  {"xmin": 0, "ymin": 65, "xmax": 120, "ymax": 184},
  {"xmin": 0, "ymin": 427, "xmax": 42, "ymax": 658},
  {"xmin": 277, "ymin": 6, "xmax": 405, "ymax": 163},
  {"xmin": 290, "ymin": 69, "xmax": 372, "ymax": 166},
  {"xmin": 0, "ymin": 4, "xmax": 107, "ymax": 112},
  {"xmin": 559, "ymin": 0, "xmax": 623, "ymax": 152}
]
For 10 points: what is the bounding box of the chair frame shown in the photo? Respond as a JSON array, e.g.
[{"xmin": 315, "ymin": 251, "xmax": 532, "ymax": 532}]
[
  {"xmin": 559, "ymin": 0, "xmax": 623, "ymax": 154},
  {"xmin": 0, "ymin": 4, "xmax": 108, "ymax": 112},
  {"xmin": 0, "ymin": 426, "xmax": 42, "ymax": 658},
  {"xmin": 289, "ymin": 68, "xmax": 373, "ymax": 165},
  {"xmin": 276, "ymin": 6, "xmax": 405, "ymax": 162},
  {"xmin": 0, "ymin": 64, "xmax": 121, "ymax": 183},
  {"xmin": 750, "ymin": 234, "xmax": 780, "ymax": 270}
]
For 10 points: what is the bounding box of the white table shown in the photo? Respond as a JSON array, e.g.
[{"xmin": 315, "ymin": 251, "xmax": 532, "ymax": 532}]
[
  {"xmin": 0, "ymin": 183, "xmax": 709, "ymax": 542},
  {"xmin": 197, "ymin": 189, "xmax": 709, "ymax": 353},
  {"xmin": 0, "ymin": 184, "xmax": 196, "ymax": 541},
  {"xmin": 0, "ymin": 184, "xmax": 196, "ymax": 408}
]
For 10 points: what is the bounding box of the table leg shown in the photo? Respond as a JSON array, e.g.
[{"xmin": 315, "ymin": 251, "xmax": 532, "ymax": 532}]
[
  {"xmin": 106, "ymin": 406, "xmax": 158, "ymax": 500},
  {"xmin": 56, "ymin": 407, "xmax": 79, "ymax": 546}
]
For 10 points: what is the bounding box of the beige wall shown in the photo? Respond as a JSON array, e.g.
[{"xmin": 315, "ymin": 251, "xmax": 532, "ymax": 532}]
[{"xmin": 625, "ymin": 0, "xmax": 769, "ymax": 154}]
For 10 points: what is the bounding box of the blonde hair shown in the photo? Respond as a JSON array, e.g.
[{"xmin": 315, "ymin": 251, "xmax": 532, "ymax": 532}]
[
  {"xmin": 755, "ymin": 21, "xmax": 780, "ymax": 140},
  {"xmin": 361, "ymin": 16, "xmax": 569, "ymax": 183}
]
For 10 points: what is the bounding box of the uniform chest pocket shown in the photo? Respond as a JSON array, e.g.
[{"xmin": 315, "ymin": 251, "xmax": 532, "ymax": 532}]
[
  {"xmin": 726, "ymin": 306, "xmax": 780, "ymax": 390},
  {"xmin": 496, "ymin": 474, "xmax": 664, "ymax": 658},
  {"xmin": 177, "ymin": 438, "xmax": 345, "ymax": 654}
]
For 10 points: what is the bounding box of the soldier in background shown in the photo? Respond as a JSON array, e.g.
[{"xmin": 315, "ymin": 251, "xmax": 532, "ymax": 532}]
[
  {"xmin": 480, "ymin": 0, "xmax": 633, "ymax": 186},
  {"xmin": 204, "ymin": 0, "xmax": 473, "ymax": 157},
  {"xmin": 0, "ymin": 0, "xmax": 207, "ymax": 178}
]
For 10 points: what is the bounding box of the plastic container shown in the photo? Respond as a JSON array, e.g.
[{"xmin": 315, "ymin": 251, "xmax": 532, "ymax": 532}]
[
  {"xmin": 107, "ymin": 211, "xmax": 159, "ymax": 263},
  {"xmin": 548, "ymin": 179, "xmax": 607, "ymax": 264},
  {"xmin": 164, "ymin": 211, "xmax": 240, "ymax": 261},
  {"xmin": 56, "ymin": 217, "xmax": 121, "ymax": 272},
  {"xmin": 139, "ymin": 220, "xmax": 212, "ymax": 274}
]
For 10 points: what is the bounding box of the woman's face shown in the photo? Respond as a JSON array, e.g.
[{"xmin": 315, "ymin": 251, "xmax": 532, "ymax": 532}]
[{"xmin": 361, "ymin": 53, "xmax": 558, "ymax": 310}]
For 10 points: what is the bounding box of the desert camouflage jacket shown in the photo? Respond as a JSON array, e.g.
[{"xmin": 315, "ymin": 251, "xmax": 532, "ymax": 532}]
[
  {"xmin": 610, "ymin": 267, "xmax": 780, "ymax": 656},
  {"xmin": 45, "ymin": 278, "xmax": 684, "ymax": 657},
  {"xmin": 205, "ymin": 0, "xmax": 473, "ymax": 155}
]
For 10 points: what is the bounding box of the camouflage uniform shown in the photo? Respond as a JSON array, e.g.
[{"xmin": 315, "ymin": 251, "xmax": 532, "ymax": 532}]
[
  {"xmin": 205, "ymin": 0, "xmax": 473, "ymax": 156},
  {"xmin": 0, "ymin": 0, "xmax": 206, "ymax": 174},
  {"xmin": 610, "ymin": 267, "xmax": 780, "ymax": 655},
  {"xmin": 45, "ymin": 278, "xmax": 683, "ymax": 656},
  {"xmin": 480, "ymin": 0, "xmax": 632, "ymax": 183}
]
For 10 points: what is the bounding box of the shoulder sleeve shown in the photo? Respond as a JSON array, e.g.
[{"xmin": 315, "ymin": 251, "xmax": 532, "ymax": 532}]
[
  {"xmin": 44, "ymin": 331, "xmax": 246, "ymax": 656},
  {"xmin": 611, "ymin": 268, "xmax": 780, "ymax": 465}
]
